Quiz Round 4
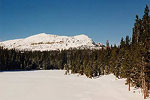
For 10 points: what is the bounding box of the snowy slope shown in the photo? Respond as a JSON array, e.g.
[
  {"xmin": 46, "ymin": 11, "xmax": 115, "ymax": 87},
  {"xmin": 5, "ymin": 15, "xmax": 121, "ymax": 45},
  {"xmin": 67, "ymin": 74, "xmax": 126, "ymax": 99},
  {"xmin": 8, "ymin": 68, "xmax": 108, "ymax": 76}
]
[
  {"xmin": 0, "ymin": 70, "xmax": 145, "ymax": 100},
  {"xmin": 0, "ymin": 33, "xmax": 102, "ymax": 51}
]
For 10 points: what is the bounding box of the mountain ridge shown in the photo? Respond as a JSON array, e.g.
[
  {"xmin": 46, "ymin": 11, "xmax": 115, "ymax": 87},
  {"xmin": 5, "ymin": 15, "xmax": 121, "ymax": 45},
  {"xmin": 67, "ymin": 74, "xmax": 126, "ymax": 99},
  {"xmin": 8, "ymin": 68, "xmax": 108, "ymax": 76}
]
[{"xmin": 0, "ymin": 33, "xmax": 103, "ymax": 51}]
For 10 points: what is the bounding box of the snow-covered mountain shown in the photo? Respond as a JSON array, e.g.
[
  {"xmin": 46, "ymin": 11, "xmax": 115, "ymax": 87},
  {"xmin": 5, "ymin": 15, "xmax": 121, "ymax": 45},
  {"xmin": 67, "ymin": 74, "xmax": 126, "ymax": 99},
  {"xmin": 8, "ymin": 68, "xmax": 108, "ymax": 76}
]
[{"xmin": 0, "ymin": 33, "xmax": 102, "ymax": 51}]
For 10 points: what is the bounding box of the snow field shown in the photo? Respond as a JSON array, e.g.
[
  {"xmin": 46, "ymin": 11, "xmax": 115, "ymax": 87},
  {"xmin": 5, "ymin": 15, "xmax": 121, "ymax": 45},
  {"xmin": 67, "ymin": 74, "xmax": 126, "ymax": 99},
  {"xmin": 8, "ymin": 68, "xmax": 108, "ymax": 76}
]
[{"xmin": 0, "ymin": 70, "xmax": 145, "ymax": 100}]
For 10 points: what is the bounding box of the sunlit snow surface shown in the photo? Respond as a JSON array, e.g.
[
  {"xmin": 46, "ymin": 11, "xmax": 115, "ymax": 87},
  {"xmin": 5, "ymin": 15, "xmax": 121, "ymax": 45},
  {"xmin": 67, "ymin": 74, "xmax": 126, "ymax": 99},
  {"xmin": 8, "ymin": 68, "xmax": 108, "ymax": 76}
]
[
  {"xmin": 0, "ymin": 70, "xmax": 145, "ymax": 100},
  {"xmin": 0, "ymin": 33, "xmax": 102, "ymax": 51}
]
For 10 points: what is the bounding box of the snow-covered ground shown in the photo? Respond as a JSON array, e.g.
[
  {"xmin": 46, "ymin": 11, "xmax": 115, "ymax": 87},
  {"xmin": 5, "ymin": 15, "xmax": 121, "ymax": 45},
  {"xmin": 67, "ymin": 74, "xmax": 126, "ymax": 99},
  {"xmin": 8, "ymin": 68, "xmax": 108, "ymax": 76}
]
[{"xmin": 0, "ymin": 70, "xmax": 144, "ymax": 100}]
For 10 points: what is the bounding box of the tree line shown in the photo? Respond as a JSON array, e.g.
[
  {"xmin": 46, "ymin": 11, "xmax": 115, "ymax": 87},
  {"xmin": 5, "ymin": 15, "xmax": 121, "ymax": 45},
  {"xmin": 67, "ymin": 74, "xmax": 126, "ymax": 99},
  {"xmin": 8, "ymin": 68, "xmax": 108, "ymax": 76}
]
[{"xmin": 0, "ymin": 5, "xmax": 150, "ymax": 99}]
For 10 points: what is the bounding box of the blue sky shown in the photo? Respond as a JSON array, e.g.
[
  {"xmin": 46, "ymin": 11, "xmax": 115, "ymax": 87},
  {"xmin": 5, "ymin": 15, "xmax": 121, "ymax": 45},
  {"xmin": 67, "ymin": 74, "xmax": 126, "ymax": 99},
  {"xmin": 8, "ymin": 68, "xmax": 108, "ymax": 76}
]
[{"xmin": 0, "ymin": 0, "xmax": 149, "ymax": 44}]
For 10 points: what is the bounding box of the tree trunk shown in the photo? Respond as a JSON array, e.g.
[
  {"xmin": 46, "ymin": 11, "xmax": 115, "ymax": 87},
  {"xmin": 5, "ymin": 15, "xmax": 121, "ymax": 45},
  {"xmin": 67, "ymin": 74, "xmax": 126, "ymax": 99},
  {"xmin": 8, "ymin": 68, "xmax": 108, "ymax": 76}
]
[{"xmin": 128, "ymin": 77, "xmax": 130, "ymax": 91}]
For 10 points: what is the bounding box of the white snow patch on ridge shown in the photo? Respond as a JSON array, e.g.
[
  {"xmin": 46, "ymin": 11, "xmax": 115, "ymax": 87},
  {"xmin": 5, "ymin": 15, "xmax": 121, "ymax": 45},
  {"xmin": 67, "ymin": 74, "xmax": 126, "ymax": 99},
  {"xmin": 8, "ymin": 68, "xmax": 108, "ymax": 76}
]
[{"xmin": 0, "ymin": 33, "xmax": 102, "ymax": 51}]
